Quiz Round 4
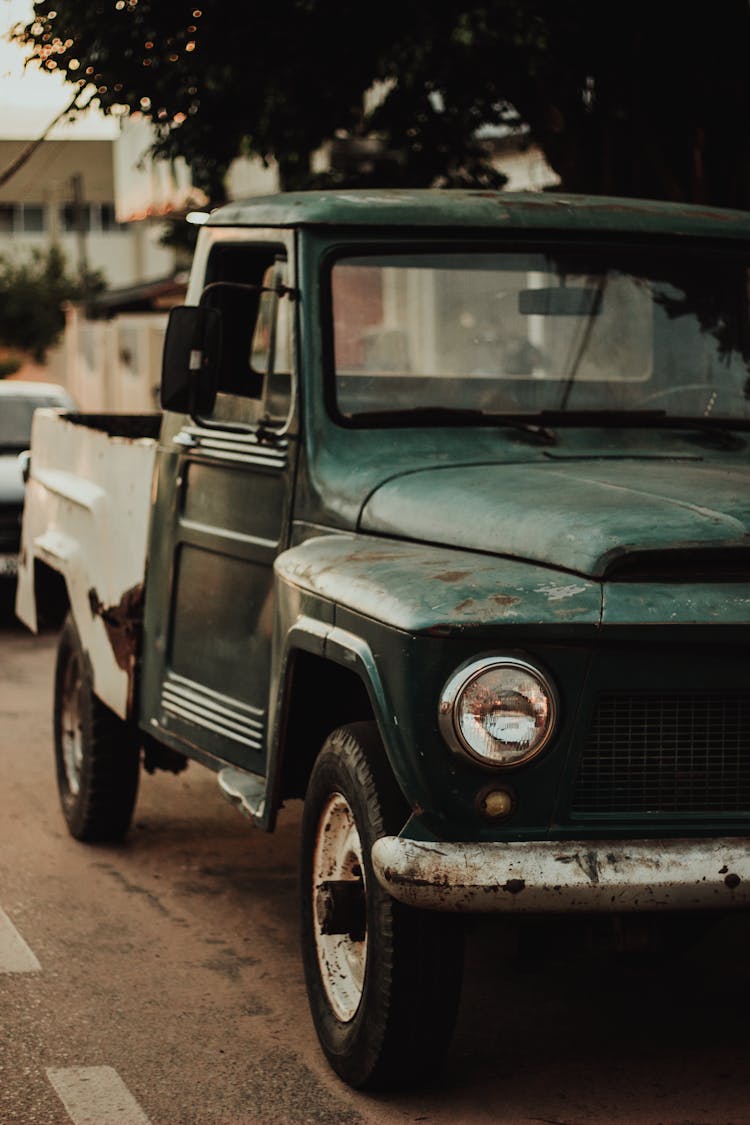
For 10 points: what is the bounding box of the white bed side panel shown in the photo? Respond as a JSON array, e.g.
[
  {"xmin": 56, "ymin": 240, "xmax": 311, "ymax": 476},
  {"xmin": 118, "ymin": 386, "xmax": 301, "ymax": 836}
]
[{"xmin": 16, "ymin": 410, "xmax": 157, "ymax": 719}]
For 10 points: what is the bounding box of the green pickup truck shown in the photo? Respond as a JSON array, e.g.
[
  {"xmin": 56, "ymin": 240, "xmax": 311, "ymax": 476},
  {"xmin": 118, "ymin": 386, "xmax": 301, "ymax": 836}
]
[{"xmin": 16, "ymin": 189, "xmax": 750, "ymax": 1089}]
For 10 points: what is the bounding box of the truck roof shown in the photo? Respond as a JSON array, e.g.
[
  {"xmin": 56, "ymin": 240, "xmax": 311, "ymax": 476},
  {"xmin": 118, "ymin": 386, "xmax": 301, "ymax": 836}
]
[{"xmin": 208, "ymin": 189, "xmax": 750, "ymax": 240}]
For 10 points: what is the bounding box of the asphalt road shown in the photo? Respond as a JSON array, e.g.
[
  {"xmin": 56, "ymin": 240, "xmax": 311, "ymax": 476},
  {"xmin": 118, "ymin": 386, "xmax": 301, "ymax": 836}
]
[{"xmin": 2, "ymin": 610, "xmax": 750, "ymax": 1125}]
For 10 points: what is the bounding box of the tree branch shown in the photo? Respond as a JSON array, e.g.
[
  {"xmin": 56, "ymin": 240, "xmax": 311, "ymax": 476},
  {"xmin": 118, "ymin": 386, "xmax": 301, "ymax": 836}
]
[{"xmin": 0, "ymin": 86, "xmax": 93, "ymax": 189}]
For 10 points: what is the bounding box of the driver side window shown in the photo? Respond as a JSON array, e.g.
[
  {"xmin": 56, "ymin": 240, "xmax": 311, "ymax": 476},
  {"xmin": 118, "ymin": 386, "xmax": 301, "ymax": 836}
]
[{"xmin": 200, "ymin": 243, "xmax": 291, "ymax": 427}]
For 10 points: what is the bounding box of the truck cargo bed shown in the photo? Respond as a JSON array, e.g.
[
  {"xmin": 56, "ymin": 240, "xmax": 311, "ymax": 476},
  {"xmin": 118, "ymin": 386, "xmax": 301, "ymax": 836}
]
[{"xmin": 16, "ymin": 410, "xmax": 159, "ymax": 718}]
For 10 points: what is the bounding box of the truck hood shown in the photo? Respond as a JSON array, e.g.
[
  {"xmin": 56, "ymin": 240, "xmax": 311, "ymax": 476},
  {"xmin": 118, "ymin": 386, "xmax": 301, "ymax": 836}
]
[
  {"xmin": 360, "ymin": 458, "xmax": 750, "ymax": 578},
  {"xmin": 0, "ymin": 452, "xmax": 25, "ymax": 505}
]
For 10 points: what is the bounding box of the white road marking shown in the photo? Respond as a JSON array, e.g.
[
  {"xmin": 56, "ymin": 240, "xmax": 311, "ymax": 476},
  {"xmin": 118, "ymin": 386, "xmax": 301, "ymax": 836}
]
[
  {"xmin": 46, "ymin": 1067, "xmax": 151, "ymax": 1125},
  {"xmin": 0, "ymin": 907, "xmax": 41, "ymax": 972}
]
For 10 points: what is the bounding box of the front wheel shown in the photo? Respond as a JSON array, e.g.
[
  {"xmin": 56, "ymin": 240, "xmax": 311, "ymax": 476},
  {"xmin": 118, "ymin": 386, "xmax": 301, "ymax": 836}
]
[
  {"xmin": 300, "ymin": 722, "xmax": 464, "ymax": 1090},
  {"xmin": 54, "ymin": 614, "xmax": 140, "ymax": 842}
]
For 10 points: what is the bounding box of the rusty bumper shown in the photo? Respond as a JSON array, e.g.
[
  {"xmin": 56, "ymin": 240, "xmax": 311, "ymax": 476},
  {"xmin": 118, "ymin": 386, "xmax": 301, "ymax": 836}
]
[{"xmin": 371, "ymin": 836, "xmax": 750, "ymax": 913}]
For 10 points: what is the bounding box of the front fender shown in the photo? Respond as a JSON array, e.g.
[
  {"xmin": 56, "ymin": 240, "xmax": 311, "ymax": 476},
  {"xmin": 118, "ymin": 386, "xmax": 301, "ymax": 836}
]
[
  {"xmin": 275, "ymin": 532, "xmax": 602, "ymax": 633},
  {"xmin": 264, "ymin": 598, "xmax": 407, "ymax": 827},
  {"xmin": 268, "ymin": 534, "xmax": 600, "ymax": 840}
]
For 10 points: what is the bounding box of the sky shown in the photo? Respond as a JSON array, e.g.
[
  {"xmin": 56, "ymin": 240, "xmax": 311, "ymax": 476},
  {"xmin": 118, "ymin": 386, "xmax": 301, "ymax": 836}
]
[{"xmin": 0, "ymin": 0, "xmax": 116, "ymax": 139}]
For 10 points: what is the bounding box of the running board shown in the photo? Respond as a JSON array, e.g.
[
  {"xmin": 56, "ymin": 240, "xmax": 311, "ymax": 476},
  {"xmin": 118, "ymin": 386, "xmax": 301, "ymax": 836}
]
[{"xmin": 217, "ymin": 768, "xmax": 267, "ymax": 824}]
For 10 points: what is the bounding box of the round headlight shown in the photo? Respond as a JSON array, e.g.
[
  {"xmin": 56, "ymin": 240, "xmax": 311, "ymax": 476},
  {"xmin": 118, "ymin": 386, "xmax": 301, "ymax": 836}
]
[{"xmin": 439, "ymin": 656, "xmax": 557, "ymax": 768}]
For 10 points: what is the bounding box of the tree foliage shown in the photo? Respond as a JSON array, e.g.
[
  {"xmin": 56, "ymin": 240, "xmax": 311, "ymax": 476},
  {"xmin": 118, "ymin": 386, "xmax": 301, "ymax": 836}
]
[
  {"xmin": 0, "ymin": 246, "xmax": 102, "ymax": 361},
  {"xmin": 14, "ymin": 1, "xmax": 750, "ymax": 207}
]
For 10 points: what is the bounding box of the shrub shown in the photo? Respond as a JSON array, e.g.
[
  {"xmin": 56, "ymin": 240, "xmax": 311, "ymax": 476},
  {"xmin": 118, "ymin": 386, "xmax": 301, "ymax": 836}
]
[
  {"xmin": 0, "ymin": 351, "xmax": 23, "ymax": 379},
  {"xmin": 0, "ymin": 246, "xmax": 104, "ymax": 362}
]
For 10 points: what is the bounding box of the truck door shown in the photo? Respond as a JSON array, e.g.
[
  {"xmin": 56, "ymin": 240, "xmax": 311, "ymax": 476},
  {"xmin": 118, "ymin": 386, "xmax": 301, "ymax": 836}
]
[{"xmin": 143, "ymin": 234, "xmax": 297, "ymax": 777}]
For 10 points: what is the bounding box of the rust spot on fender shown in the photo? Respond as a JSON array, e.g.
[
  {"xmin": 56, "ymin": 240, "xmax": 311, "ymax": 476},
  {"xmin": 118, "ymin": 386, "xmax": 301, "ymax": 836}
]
[
  {"xmin": 434, "ymin": 570, "xmax": 472, "ymax": 583},
  {"xmin": 348, "ymin": 549, "xmax": 410, "ymax": 563},
  {"xmin": 491, "ymin": 594, "xmax": 520, "ymax": 607},
  {"xmin": 88, "ymin": 583, "xmax": 144, "ymax": 708},
  {"xmin": 577, "ymin": 852, "xmax": 601, "ymax": 884},
  {"xmin": 455, "ymin": 598, "xmax": 475, "ymax": 612},
  {"xmin": 503, "ymin": 878, "xmax": 526, "ymax": 895}
]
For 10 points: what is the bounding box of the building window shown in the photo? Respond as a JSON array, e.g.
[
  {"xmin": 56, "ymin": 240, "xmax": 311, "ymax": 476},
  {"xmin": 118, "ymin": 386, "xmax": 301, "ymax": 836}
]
[
  {"xmin": 20, "ymin": 204, "xmax": 45, "ymax": 233},
  {"xmin": 0, "ymin": 204, "xmax": 48, "ymax": 233},
  {"xmin": 99, "ymin": 203, "xmax": 124, "ymax": 232},
  {"xmin": 61, "ymin": 202, "xmax": 92, "ymax": 233},
  {"xmin": 60, "ymin": 202, "xmax": 124, "ymax": 233}
]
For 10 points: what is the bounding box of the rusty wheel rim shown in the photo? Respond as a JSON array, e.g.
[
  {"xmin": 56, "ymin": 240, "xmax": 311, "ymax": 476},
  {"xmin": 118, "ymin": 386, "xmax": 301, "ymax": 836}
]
[
  {"xmin": 312, "ymin": 792, "xmax": 367, "ymax": 1022},
  {"xmin": 60, "ymin": 653, "xmax": 84, "ymax": 797}
]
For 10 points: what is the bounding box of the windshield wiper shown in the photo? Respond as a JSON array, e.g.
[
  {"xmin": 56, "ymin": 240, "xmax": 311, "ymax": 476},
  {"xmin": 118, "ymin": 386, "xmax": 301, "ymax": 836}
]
[
  {"xmin": 534, "ymin": 409, "xmax": 749, "ymax": 448},
  {"xmin": 346, "ymin": 406, "xmax": 557, "ymax": 443},
  {"xmin": 537, "ymin": 409, "xmax": 669, "ymax": 426},
  {"xmin": 558, "ymin": 274, "xmax": 608, "ymax": 410},
  {"xmin": 652, "ymin": 414, "xmax": 749, "ymax": 449}
]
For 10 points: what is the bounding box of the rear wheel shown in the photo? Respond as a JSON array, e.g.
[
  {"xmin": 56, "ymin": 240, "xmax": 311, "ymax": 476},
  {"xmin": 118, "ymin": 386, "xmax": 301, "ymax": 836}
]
[
  {"xmin": 300, "ymin": 721, "xmax": 464, "ymax": 1090},
  {"xmin": 54, "ymin": 614, "xmax": 140, "ymax": 842}
]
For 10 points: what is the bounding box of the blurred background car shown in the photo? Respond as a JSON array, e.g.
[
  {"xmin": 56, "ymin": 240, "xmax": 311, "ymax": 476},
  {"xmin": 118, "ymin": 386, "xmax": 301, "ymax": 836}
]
[{"xmin": 0, "ymin": 381, "xmax": 76, "ymax": 590}]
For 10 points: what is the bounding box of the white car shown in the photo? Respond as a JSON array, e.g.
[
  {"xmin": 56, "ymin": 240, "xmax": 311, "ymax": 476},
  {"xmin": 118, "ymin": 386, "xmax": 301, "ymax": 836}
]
[{"xmin": 0, "ymin": 381, "xmax": 76, "ymax": 581}]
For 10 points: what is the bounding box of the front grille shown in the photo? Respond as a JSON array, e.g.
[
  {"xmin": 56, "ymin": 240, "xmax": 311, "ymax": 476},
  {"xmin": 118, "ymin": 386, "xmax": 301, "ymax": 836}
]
[{"xmin": 572, "ymin": 693, "xmax": 750, "ymax": 815}]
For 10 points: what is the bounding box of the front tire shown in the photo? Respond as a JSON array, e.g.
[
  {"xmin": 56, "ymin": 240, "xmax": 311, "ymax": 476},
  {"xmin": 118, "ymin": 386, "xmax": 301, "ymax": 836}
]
[
  {"xmin": 54, "ymin": 614, "xmax": 140, "ymax": 842},
  {"xmin": 300, "ymin": 722, "xmax": 464, "ymax": 1090}
]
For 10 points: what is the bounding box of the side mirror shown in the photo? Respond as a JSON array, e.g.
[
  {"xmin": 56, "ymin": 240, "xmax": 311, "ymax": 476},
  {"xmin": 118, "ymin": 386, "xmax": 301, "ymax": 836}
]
[{"xmin": 160, "ymin": 305, "xmax": 222, "ymax": 415}]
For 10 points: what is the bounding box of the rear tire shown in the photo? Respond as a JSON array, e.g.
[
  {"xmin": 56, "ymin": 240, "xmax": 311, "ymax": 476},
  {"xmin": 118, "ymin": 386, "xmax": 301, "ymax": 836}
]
[
  {"xmin": 54, "ymin": 614, "xmax": 140, "ymax": 842},
  {"xmin": 300, "ymin": 721, "xmax": 464, "ymax": 1090}
]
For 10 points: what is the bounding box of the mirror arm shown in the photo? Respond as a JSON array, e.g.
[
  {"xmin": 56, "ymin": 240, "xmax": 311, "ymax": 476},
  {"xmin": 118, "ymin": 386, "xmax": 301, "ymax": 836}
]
[{"xmin": 199, "ymin": 280, "xmax": 298, "ymax": 302}]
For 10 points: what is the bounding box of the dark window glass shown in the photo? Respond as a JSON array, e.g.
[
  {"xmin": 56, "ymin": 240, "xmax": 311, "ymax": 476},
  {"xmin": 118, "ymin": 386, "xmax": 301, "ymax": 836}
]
[
  {"xmin": 61, "ymin": 203, "xmax": 91, "ymax": 232},
  {"xmin": 0, "ymin": 396, "xmax": 71, "ymax": 447},
  {"xmin": 99, "ymin": 203, "xmax": 123, "ymax": 231},
  {"xmin": 0, "ymin": 204, "xmax": 15, "ymax": 233},
  {"xmin": 331, "ymin": 249, "xmax": 750, "ymax": 423},
  {"xmin": 200, "ymin": 244, "xmax": 290, "ymax": 425},
  {"xmin": 21, "ymin": 205, "xmax": 45, "ymax": 233}
]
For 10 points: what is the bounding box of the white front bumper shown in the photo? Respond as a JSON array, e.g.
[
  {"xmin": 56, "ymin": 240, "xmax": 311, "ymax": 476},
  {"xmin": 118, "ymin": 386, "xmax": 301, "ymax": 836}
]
[{"xmin": 371, "ymin": 836, "xmax": 750, "ymax": 913}]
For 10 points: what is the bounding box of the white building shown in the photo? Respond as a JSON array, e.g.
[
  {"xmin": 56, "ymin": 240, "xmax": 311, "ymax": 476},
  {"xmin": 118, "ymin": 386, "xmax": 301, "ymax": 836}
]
[
  {"xmin": 0, "ymin": 131, "xmax": 177, "ymax": 289},
  {"xmin": 0, "ymin": 80, "xmax": 556, "ymax": 409}
]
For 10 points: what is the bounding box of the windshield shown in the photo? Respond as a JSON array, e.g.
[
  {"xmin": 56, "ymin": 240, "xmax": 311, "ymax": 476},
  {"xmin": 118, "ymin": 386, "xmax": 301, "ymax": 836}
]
[
  {"xmin": 0, "ymin": 395, "xmax": 70, "ymax": 447},
  {"xmin": 330, "ymin": 248, "xmax": 750, "ymax": 422}
]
